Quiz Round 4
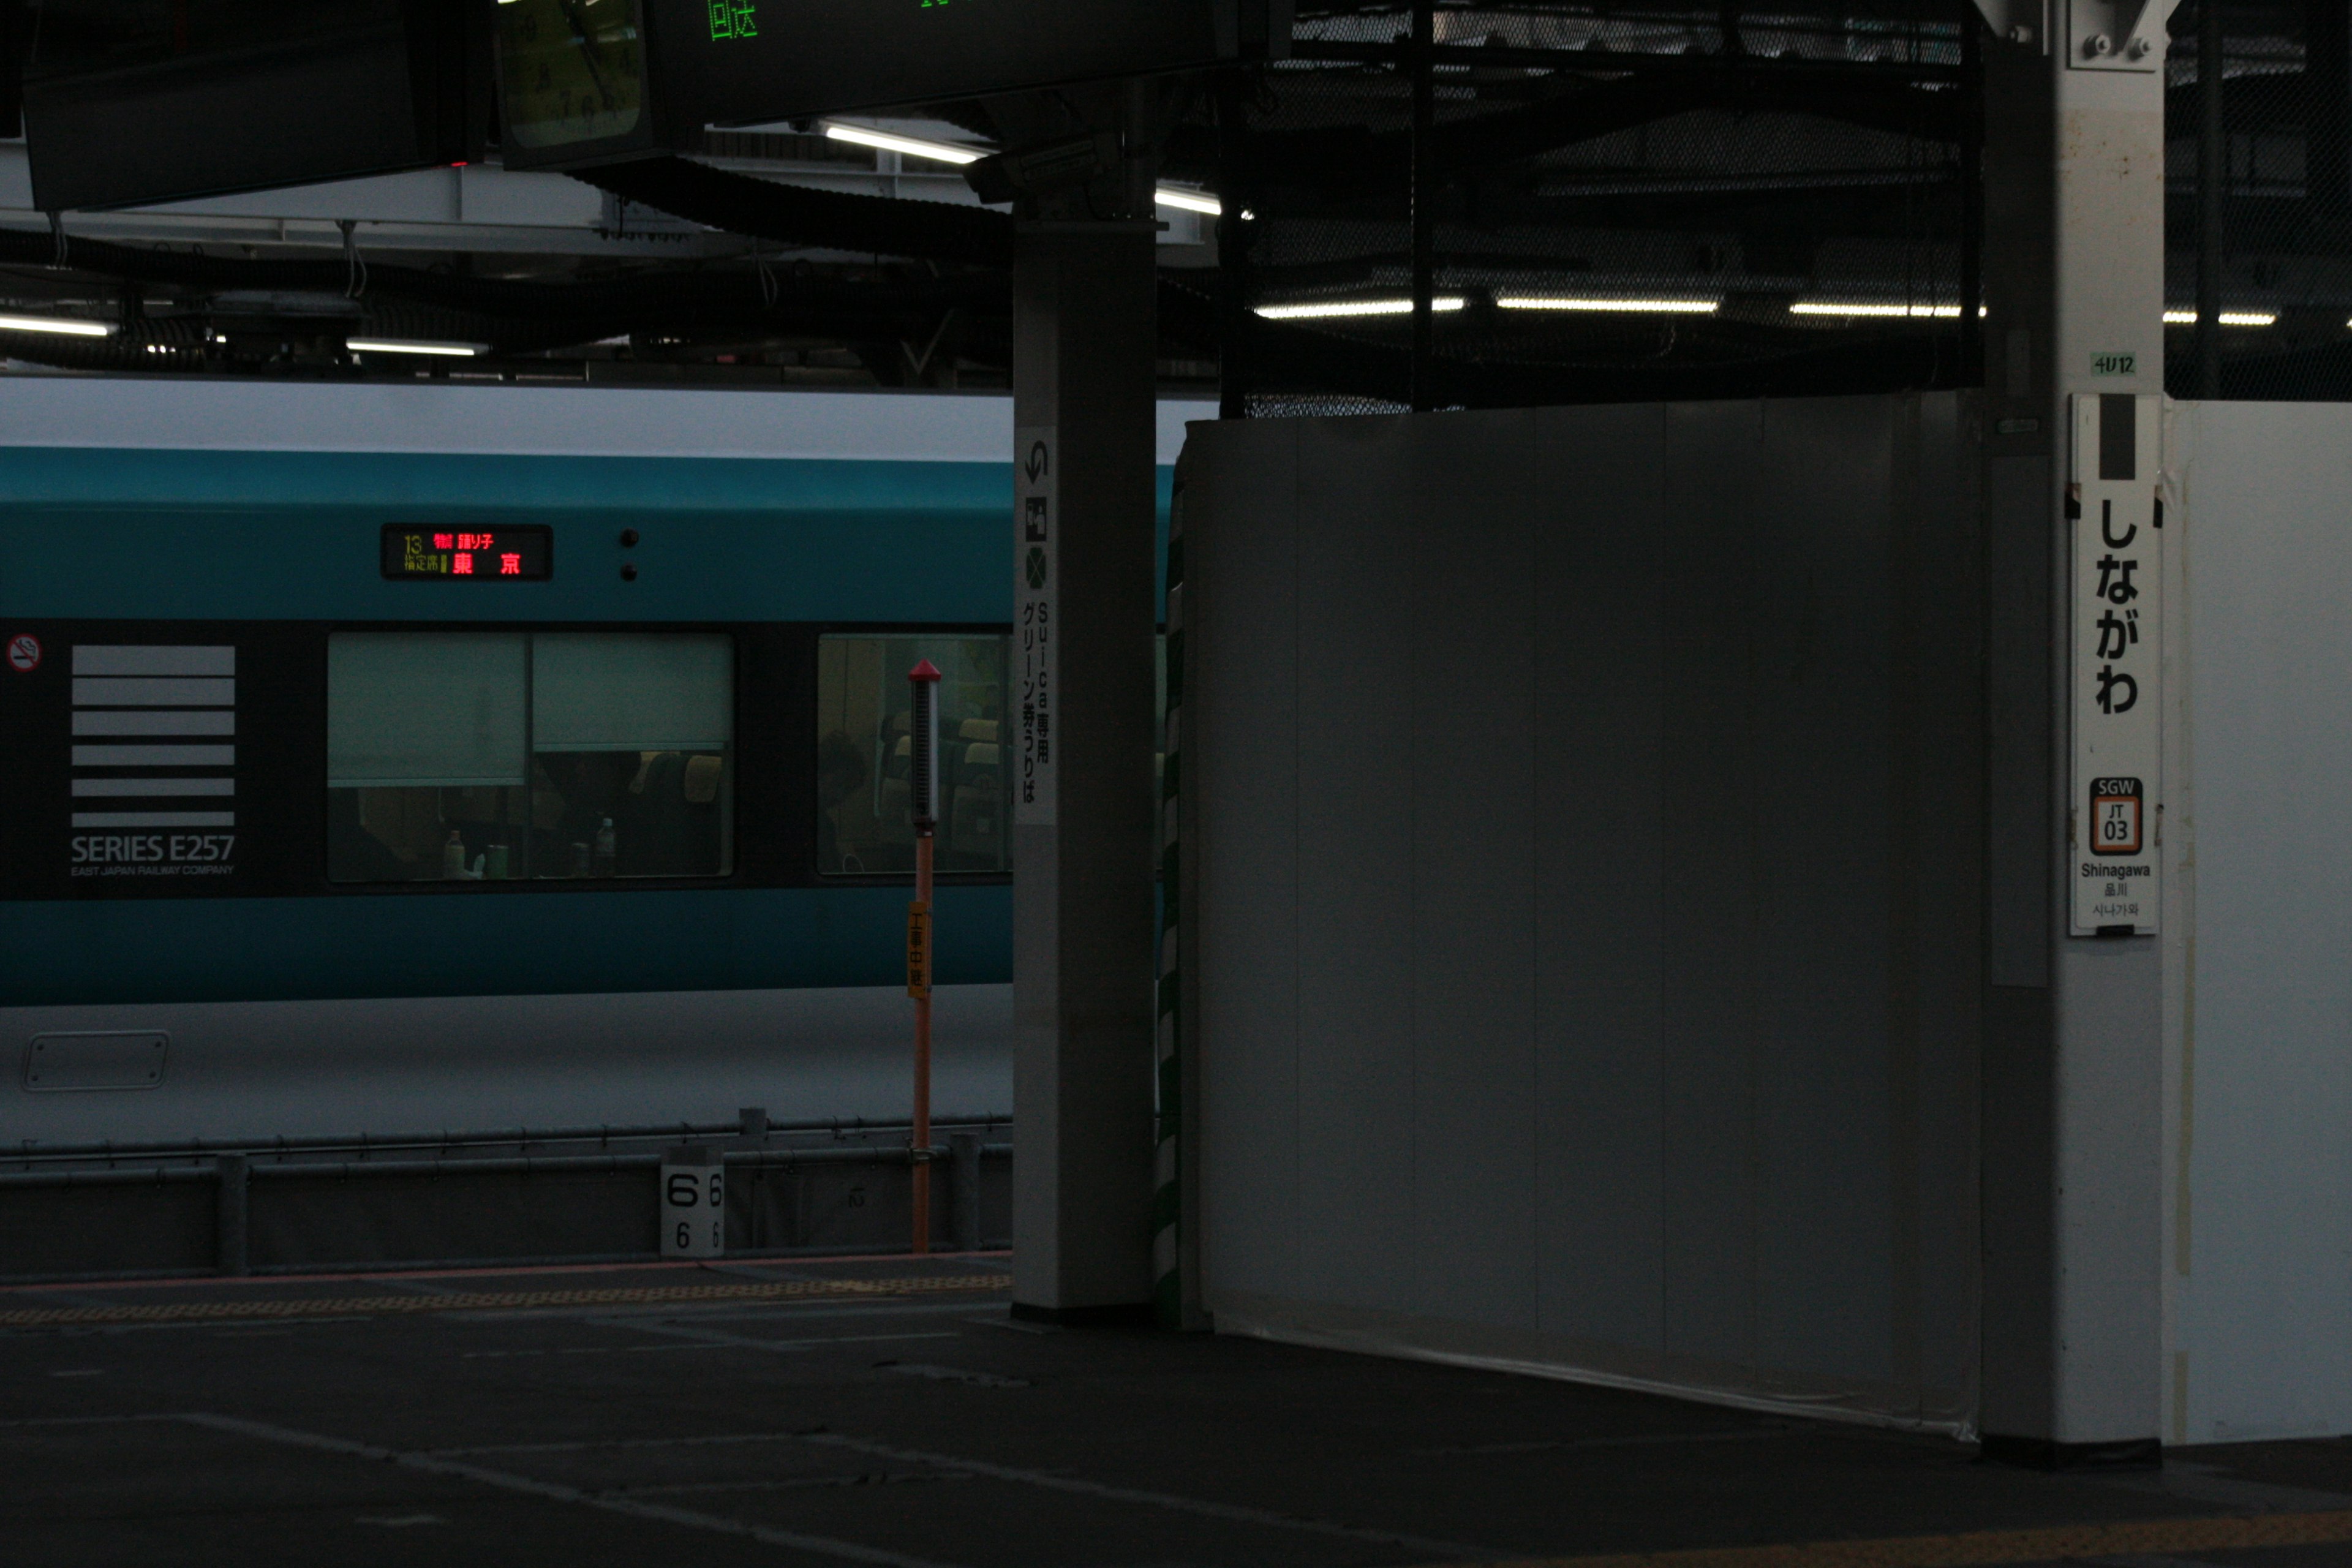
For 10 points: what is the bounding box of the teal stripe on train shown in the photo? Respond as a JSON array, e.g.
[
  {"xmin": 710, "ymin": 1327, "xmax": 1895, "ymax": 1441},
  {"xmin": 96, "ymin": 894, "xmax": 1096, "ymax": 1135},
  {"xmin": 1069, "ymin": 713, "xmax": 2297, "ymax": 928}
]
[
  {"xmin": 0, "ymin": 884, "xmax": 1012, "ymax": 1008},
  {"xmin": 0, "ymin": 449, "xmax": 1011, "ymax": 512},
  {"xmin": 0, "ymin": 448, "xmax": 1175, "ymax": 621}
]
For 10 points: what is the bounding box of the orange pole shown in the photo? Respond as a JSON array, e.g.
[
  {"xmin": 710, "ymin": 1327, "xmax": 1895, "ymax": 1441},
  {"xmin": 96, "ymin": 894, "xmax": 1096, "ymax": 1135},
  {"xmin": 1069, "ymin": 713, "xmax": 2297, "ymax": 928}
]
[{"xmin": 913, "ymin": 829, "xmax": 933, "ymax": 1254}]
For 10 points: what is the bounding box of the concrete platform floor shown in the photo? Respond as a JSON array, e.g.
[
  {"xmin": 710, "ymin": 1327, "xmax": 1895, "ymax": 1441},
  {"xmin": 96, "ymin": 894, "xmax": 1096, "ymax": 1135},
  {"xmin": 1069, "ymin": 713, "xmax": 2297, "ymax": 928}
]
[{"xmin": 8, "ymin": 1256, "xmax": 2352, "ymax": 1568}]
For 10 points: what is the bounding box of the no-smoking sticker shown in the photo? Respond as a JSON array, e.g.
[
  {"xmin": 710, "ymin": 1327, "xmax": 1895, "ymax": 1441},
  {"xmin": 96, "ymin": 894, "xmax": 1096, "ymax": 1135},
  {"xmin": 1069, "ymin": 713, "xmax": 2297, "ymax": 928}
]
[{"xmin": 7, "ymin": 635, "xmax": 40, "ymax": 673}]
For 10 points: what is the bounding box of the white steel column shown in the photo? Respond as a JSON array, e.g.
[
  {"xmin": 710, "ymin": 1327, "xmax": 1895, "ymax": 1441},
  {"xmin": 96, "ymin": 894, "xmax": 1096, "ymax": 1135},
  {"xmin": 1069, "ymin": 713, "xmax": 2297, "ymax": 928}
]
[
  {"xmin": 1977, "ymin": 0, "xmax": 2176, "ymax": 1466},
  {"xmin": 1008, "ymin": 208, "xmax": 1161, "ymax": 1323}
]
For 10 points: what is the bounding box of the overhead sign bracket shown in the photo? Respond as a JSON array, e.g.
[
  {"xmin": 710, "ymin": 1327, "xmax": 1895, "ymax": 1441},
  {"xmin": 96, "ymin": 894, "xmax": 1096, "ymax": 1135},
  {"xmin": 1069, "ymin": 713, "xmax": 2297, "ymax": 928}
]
[
  {"xmin": 1971, "ymin": 0, "xmax": 2051, "ymax": 50},
  {"xmin": 2065, "ymin": 0, "xmax": 2178, "ymax": 70}
]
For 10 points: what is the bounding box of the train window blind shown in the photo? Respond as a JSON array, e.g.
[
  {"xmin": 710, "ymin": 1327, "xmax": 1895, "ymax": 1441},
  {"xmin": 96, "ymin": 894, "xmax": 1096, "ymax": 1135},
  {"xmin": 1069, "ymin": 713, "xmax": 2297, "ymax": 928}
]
[
  {"xmin": 328, "ymin": 633, "xmax": 528, "ymax": 789},
  {"xmin": 328, "ymin": 630, "xmax": 734, "ymax": 885},
  {"xmin": 532, "ymin": 633, "xmax": 732, "ymax": 753}
]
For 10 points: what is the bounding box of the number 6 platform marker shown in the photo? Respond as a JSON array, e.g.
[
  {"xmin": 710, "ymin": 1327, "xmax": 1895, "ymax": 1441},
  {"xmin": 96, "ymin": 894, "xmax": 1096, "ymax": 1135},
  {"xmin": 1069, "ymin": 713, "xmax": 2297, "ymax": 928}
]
[{"xmin": 660, "ymin": 1144, "xmax": 724, "ymax": 1257}]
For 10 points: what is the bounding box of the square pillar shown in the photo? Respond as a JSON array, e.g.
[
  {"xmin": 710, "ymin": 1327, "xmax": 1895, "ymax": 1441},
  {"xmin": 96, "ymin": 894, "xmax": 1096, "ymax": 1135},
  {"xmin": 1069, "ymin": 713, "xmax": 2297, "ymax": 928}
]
[
  {"xmin": 1009, "ymin": 220, "xmax": 1161, "ymax": 1321},
  {"xmin": 1978, "ymin": 0, "xmax": 2175, "ymax": 1466}
]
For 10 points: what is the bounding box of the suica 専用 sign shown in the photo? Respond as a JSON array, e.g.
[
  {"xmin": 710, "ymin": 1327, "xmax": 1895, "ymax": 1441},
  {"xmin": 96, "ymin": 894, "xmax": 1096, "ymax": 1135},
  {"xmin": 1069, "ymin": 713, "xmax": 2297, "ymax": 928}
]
[{"xmin": 1014, "ymin": 428, "xmax": 1057, "ymax": 827}]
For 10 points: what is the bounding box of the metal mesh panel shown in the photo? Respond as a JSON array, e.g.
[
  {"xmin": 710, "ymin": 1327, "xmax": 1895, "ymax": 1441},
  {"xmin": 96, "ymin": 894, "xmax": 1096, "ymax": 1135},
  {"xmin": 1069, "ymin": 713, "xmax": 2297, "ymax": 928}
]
[
  {"xmin": 1210, "ymin": 1, "xmax": 1975, "ymax": 412},
  {"xmin": 2166, "ymin": 0, "xmax": 2352, "ymax": 399}
]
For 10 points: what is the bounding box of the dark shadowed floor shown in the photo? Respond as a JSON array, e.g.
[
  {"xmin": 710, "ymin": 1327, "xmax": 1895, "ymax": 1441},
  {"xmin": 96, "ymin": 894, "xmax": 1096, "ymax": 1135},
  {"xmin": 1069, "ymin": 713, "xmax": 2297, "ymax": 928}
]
[{"xmin": 8, "ymin": 1256, "xmax": 2352, "ymax": 1568}]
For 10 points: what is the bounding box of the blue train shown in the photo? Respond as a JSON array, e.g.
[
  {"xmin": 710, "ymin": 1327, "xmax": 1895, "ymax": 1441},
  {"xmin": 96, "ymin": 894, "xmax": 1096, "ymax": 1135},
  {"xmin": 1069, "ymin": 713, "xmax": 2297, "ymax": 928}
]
[{"xmin": 0, "ymin": 380, "xmax": 1195, "ymax": 1147}]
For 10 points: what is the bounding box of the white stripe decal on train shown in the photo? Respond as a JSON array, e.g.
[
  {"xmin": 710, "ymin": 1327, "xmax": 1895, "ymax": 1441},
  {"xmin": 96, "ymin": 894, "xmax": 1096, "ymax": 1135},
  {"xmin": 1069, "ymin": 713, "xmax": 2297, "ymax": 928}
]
[
  {"xmin": 69, "ymin": 646, "xmax": 238, "ymax": 880},
  {"xmin": 72, "ymin": 710, "xmax": 235, "ymax": 736},
  {"xmin": 72, "ymin": 778, "xmax": 236, "ymax": 797},
  {"xmin": 72, "ymin": 744, "xmax": 236, "ymax": 767}
]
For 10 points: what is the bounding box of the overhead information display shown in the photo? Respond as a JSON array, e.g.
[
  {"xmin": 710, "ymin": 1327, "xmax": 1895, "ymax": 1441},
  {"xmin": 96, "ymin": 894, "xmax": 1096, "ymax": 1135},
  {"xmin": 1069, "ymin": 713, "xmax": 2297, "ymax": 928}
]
[
  {"xmin": 672, "ymin": 0, "xmax": 1250, "ymax": 130},
  {"xmin": 23, "ymin": 0, "xmax": 487, "ymax": 210},
  {"xmin": 495, "ymin": 0, "xmax": 1283, "ymax": 169},
  {"xmin": 380, "ymin": 526, "xmax": 555, "ymax": 581}
]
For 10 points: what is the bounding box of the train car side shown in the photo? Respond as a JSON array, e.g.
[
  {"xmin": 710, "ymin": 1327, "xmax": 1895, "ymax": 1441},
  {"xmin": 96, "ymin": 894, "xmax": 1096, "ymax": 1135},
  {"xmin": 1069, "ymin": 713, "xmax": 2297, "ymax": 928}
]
[{"xmin": 0, "ymin": 386, "xmax": 1190, "ymax": 1145}]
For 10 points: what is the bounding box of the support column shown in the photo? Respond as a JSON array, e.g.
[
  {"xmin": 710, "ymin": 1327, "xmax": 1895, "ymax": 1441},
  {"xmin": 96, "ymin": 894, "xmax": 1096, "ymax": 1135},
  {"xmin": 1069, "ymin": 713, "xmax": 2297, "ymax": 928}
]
[
  {"xmin": 1215, "ymin": 74, "xmax": 1256, "ymax": 421},
  {"xmin": 1978, "ymin": 0, "xmax": 2173, "ymax": 1468},
  {"xmin": 1009, "ymin": 214, "xmax": 1161, "ymax": 1324}
]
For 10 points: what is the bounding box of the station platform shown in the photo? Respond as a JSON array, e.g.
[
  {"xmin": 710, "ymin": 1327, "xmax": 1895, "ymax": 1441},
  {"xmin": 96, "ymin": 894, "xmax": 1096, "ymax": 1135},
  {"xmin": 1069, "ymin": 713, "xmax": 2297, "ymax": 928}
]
[{"xmin": 7, "ymin": 1256, "xmax": 2352, "ymax": 1568}]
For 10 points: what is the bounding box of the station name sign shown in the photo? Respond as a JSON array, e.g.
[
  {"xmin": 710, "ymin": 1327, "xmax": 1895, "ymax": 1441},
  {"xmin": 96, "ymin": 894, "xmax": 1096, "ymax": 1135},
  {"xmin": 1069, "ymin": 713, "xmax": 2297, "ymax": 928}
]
[
  {"xmin": 380, "ymin": 525, "xmax": 554, "ymax": 581},
  {"xmin": 2070, "ymin": 393, "xmax": 2161, "ymax": 937}
]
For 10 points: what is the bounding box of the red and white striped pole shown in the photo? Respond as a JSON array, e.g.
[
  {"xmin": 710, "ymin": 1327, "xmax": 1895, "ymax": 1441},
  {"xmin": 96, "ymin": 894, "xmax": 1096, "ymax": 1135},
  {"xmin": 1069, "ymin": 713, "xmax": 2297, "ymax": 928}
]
[{"xmin": 907, "ymin": 658, "xmax": 941, "ymax": 1255}]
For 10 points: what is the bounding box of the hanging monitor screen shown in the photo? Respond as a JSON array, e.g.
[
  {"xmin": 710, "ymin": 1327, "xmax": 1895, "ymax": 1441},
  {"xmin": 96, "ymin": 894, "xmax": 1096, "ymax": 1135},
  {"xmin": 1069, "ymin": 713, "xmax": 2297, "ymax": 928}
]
[
  {"xmin": 22, "ymin": 0, "xmax": 487, "ymax": 211},
  {"xmin": 674, "ymin": 0, "xmax": 1265, "ymax": 128},
  {"xmin": 494, "ymin": 0, "xmax": 1284, "ymax": 168},
  {"xmin": 380, "ymin": 526, "xmax": 554, "ymax": 581}
]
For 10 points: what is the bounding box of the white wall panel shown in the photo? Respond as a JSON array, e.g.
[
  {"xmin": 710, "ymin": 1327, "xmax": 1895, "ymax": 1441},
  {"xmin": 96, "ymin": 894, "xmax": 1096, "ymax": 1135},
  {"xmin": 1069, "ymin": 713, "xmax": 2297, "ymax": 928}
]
[
  {"xmin": 1656, "ymin": 399, "xmax": 1766, "ymax": 1378},
  {"xmin": 1534, "ymin": 402, "xmax": 1668, "ymax": 1354},
  {"xmin": 1191, "ymin": 420, "xmax": 1303, "ymax": 1305},
  {"xmin": 1913, "ymin": 396, "xmax": 1987, "ymax": 1414},
  {"xmin": 1749, "ymin": 396, "xmax": 1898, "ymax": 1389},
  {"xmin": 1408, "ymin": 414, "xmax": 1540, "ymax": 1330},
  {"xmin": 2169, "ymin": 401, "xmax": 2352, "ymax": 1441},
  {"xmin": 1293, "ymin": 420, "xmax": 1421, "ymax": 1316},
  {"xmin": 1183, "ymin": 394, "xmax": 1980, "ymax": 1428}
]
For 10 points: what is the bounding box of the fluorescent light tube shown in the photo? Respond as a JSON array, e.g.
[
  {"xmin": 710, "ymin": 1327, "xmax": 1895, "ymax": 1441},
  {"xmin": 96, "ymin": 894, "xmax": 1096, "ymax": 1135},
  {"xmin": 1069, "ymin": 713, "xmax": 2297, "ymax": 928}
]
[
  {"xmin": 1495, "ymin": 296, "xmax": 1719, "ymax": 314},
  {"xmin": 1791, "ymin": 301, "xmax": 1964, "ymax": 318},
  {"xmin": 1256, "ymin": 297, "xmax": 1466, "ymax": 319},
  {"xmin": 0, "ymin": 314, "xmax": 114, "ymax": 337},
  {"xmin": 823, "ymin": 123, "xmax": 984, "ymax": 165},
  {"xmin": 825, "ymin": 123, "xmax": 1219, "ymax": 217},
  {"xmin": 2168, "ymin": 309, "xmax": 2275, "ymax": 326},
  {"xmin": 1155, "ymin": 187, "xmax": 1222, "ymax": 216},
  {"xmin": 347, "ymin": 338, "xmax": 485, "ymax": 357}
]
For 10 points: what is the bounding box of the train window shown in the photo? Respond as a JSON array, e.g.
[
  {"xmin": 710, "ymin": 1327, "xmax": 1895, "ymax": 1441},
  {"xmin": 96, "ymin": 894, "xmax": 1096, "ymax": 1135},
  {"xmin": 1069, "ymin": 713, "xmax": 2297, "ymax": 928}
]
[
  {"xmin": 816, "ymin": 635, "xmax": 1009, "ymax": 875},
  {"xmin": 328, "ymin": 631, "xmax": 733, "ymax": 884}
]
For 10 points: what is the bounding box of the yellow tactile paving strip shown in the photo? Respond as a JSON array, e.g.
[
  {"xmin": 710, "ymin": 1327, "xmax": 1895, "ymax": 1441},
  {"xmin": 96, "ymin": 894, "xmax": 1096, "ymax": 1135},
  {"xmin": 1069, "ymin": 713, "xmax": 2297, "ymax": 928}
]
[
  {"xmin": 0, "ymin": 1272, "xmax": 1012, "ymax": 1329},
  {"xmin": 1444, "ymin": 1507, "xmax": 2352, "ymax": 1567}
]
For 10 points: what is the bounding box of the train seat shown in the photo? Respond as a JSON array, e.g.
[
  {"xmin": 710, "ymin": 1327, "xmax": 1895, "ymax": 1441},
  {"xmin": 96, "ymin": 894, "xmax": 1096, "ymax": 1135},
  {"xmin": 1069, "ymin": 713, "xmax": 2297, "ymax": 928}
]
[
  {"xmin": 878, "ymin": 735, "xmax": 914, "ymax": 845},
  {"xmin": 952, "ymin": 742, "xmax": 1003, "ymax": 865}
]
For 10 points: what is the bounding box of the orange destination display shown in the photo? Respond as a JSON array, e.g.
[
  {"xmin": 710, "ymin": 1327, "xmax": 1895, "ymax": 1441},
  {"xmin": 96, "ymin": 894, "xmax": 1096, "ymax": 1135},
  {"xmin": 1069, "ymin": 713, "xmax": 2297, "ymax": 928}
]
[{"xmin": 379, "ymin": 525, "xmax": 554, "ymax": 582}]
